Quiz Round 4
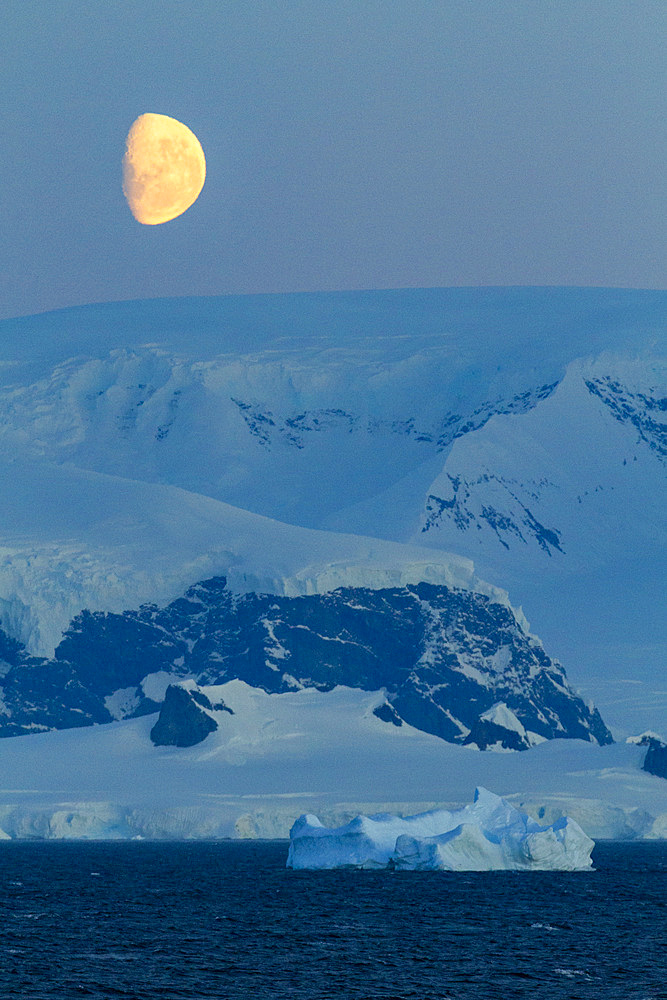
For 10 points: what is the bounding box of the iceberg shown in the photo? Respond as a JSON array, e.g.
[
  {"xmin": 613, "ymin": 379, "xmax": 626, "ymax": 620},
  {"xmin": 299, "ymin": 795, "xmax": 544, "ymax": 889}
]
[{"xmin": 287, "ymin": 787, "xmax": 594, "ymax": 871}]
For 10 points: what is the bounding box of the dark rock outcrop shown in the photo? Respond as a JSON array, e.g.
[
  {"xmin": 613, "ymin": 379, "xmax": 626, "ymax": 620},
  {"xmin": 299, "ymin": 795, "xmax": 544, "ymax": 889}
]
[
  {"xmin": 0, "ymin": 576, "xmax": 612, "ymax": 751},
  {"xmin": 372, "ymin": 702, "xmax": 403, "ymax": 727},
  {"xmin": 642, "ymin": 738, "xmax": 667, "ymax": 780},
  {"xmin": 150, "ymin": 684, "xmax": 225, "ymax": 748},
  {"xmin": 463, "ymin": 717, "xmax": 528, "ymax": 752}
]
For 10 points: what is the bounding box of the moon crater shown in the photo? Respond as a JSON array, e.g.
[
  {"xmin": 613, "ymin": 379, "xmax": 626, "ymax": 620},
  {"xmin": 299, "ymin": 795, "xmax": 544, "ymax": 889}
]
[{"xmin": 123, "ymin": 113, "xmax": 206, "ymax": 225}]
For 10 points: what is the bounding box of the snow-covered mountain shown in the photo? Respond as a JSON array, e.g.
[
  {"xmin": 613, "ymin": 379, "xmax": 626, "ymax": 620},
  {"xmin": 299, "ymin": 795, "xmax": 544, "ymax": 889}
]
[
  {"xmin": 0, "ymin": 456, "xmax": 504, "ymax": 659},
  {"xmin": 0, "ymin": 287, "xmax": 664, "ymax": 764},
  {"xmin": 0, "ymin": 574, "xmax": 610, "ymax": 749},
  {"xmin": 413, "ymin": 355, "xmax": 666, "ymax": 734},
  {"xmin": 0, "ymin": 681, "xmax": 664, "ymax": 842}
]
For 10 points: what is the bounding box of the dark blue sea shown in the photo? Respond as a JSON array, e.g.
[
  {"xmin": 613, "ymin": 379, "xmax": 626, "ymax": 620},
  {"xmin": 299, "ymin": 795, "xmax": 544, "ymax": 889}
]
[{"xmin": 0, "ymin": 840, "xmax": 664, "ymax": 999}]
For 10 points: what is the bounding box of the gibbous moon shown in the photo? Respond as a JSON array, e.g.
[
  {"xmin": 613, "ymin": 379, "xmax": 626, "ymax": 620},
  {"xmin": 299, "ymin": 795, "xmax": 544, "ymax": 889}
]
[{"xmin": 122, "ymin": 113, "xmax": 206, "ymax": 225}]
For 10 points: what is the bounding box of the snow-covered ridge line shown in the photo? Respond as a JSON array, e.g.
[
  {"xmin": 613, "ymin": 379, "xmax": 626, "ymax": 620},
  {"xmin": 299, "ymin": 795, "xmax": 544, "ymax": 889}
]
[{"xmin": 1, "ymin": 287, "xmax": 662, "ymax": 372}]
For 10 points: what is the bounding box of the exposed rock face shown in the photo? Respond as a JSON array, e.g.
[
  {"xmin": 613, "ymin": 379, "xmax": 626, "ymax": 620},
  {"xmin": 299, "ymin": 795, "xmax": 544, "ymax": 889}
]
[
  {"xmin": 372, "ymin": 702, "xmax": 403, "ymax": 727},
  {"xmin": 464, "ymin": 720, "xmax": 527, "ymax": 752},
  {"xmin": 150, "ymin": 684, "xmax": 224, "ymax": 748},
  {"xmin": 0, "ymin": 576, "xmax": 612, "ymax": 751},
  {"xmin": 419, "ymin": 365, "xmax": 666, "ymax": 558},
  {"xmin": 583, "ymin": 376, "xmax": 666, "ymax": 461},
  {"xmin": 642, "ymin": 739, "xmax": 667, "ymax": 780}
]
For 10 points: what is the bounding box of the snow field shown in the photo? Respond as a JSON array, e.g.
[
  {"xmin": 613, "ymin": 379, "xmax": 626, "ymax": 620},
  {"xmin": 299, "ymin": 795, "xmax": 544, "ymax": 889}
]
[{"xmin": 0, "ymin": 682, "xmax": 665, "ymax": 841}]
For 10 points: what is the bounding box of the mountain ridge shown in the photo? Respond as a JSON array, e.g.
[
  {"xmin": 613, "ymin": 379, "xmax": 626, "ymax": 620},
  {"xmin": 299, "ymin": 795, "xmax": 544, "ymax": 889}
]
[
  {"xmin": 0, "ymin": 287, "xmax": 664, "ymax": 738},
  {"xmin": 0, "ymin": 575, "xmax": 611, "ymax": 750}
]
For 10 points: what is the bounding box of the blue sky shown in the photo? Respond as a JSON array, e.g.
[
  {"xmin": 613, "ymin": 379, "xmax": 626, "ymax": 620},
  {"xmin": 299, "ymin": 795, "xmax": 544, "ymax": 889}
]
[{"xmin": 1, "ymin": 1, "xmax": 664, "ymax": 319}]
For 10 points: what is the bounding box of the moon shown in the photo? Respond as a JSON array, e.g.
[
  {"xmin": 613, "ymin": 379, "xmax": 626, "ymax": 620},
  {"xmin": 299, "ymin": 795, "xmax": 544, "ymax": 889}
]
[{"xmin": 122, "ymin": 113, "xmax": 206, "ymax": 225}]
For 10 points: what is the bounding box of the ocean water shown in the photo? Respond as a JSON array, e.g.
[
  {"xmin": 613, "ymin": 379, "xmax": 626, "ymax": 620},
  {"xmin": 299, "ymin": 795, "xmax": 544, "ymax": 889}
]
[{"xmin": 0, "ymin": 840, "xmax": 664, "ymax": 999}]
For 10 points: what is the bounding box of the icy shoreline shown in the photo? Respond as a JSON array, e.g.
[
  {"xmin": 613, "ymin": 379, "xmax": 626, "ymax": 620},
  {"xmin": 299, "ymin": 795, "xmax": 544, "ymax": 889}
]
[{"xmin": 0, "ymin": 683, "xmax": 665, "ymax": 842}]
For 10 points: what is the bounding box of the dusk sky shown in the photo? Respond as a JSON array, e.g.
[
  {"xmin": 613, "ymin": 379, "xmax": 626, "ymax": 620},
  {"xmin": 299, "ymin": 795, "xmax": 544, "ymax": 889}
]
[{"xmin": 1, "ymin": 1, "xmax": 664, "ymax": 320}]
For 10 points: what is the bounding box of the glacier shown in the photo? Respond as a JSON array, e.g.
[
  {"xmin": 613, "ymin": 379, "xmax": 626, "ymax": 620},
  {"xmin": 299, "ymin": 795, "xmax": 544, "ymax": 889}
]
[
  {"xmin": 287, "ymin": 787, "xmax": 595, "ymax": 871},
  {"xmin": 0, "ymin": 456, "xmax": 504, "ymax": 659},
  {"xmin": 0, "ymin": 287, "xmax": 664, "ymax": 836},
  {"xmin": 0, "ymin": 287, "xmax": 663, "ymax": 735}
]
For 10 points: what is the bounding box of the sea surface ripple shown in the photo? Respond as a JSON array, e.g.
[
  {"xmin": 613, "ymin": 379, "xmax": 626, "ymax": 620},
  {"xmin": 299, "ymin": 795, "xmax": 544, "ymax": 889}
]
[{"xmin": 0, "ymin": 840, "xmax": 664, "ymax": 999}]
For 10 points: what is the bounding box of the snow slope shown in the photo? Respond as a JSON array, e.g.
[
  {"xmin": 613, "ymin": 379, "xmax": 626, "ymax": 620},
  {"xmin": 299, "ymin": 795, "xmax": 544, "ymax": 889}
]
[
  {"xmin": 0, "ymin": 286, "xmax": 664, "ymax": 738},
  {"xmin": 0, "ymin": 681, "xmax": 664, "ymax": 841},
  {"xmin": 1, "ymin": 289, "xmax": 662, "ymax": 533}
]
